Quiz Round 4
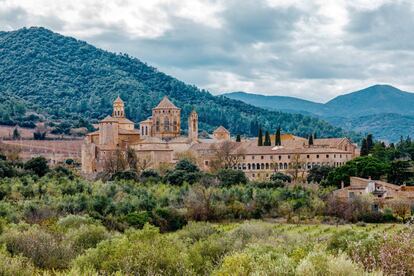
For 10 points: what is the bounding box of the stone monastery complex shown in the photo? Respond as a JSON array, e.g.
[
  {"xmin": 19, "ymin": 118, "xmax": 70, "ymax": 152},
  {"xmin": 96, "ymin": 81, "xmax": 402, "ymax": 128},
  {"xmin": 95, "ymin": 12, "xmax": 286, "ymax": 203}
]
[{"xmin": 82, "ymin": 96, "xmax": 358, "ymax": 179}]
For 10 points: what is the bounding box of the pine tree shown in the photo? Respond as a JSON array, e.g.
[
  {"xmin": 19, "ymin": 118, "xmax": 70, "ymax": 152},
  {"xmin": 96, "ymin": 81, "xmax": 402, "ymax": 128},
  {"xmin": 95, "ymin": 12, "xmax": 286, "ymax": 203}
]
[
  {"xmin": 258, "ymin": 128, "xmax": 263, "ymax": 146},
  {"xmin": 275, "ymin": 127, "xmax": 281, "ymax": 146},
  {"xmin": 313, "ymin": 132, "xmax": 317, "ymax": 139},
  {"xmin": 308, "ymin": 133, "xmax": 314, "ymax": 146},
  {"xmin": 366, "ymin": 134, "xmax": 374, "ymax": 153},
  {"xmin": 236, "ymin": 134, "xmax": 241, "ymax": 142},
  {"xmin": 360, "ymin": 138, "xmax": 369, "ymax": 156},
  {"xmin": 264, "ymin": 131, "xmax": 271, "ymax": 146}
]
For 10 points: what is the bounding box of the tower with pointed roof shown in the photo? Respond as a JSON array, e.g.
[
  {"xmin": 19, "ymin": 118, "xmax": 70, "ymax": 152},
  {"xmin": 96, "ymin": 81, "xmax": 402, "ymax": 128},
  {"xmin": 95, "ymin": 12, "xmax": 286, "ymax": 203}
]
[
  {"xmin": 151, "ymin": 96, "xmax": 181, "ymax": 139},
  {"xmin": 113, "ymin": 96, "xmax": 125, "ymax": 118},
  {"xmin": 188, "ymin": 110, "xmax": 198, "ymax": 142}
]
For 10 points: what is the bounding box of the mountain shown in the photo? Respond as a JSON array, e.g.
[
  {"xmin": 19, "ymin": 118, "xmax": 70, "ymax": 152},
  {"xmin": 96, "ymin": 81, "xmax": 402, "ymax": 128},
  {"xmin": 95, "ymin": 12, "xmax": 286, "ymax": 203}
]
[
  {"xmin": 0, "ymin": 27, "xmax": 350, "ymax": 139},
  {"xmin": 223, "ymin": 92, "xmax": 326, "ymax": 115},
  {"xmin": 223, "ymin": 85, "xmax": 414, "ymax": 142},
  {"xmin": 324, "ymin": 85, "xmax": 414, "ymax": 117}
]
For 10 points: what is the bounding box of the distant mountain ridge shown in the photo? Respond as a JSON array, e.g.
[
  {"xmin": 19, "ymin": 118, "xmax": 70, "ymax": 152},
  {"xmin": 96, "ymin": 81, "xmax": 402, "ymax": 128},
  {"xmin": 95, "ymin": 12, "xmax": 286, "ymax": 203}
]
[
  {"xmin": 223, "ymin": 85, "xmax": 414, "ymax": 142},
  {"xmin": 0, "ymin": 27, "xmax": 351, "ymax": 139}
]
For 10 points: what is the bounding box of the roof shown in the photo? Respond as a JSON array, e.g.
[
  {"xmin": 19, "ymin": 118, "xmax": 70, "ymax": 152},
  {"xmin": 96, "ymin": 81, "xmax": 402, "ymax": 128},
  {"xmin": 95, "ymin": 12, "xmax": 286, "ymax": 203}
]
[
  {"xmin": 117, "ymin": 118, "xmax": 134, "ymax": 125},
  {"xmin": 153, "ymin": 96, "xmax": 179, "ymax": 109},
  {"xmin": 213, "ymin": 126, "xmax": 230, "ymax": 134},
  {"xmin": 100, "ymin": 115, "xmax": 117, "ymax": 123},
  {"xmin": 119, "ymin": 129, "xmax": 140, "ymax": 135},
  {"xmin": 139, "ymin": 118, "xmax": 152, "ymax": 124},
  {"xmin": 114, "ymin": 95, "xmax": 124, "ymax": 104},
  {"xmin": 314, "ymin": 138, "xmax": 348, "ymax": 147}
]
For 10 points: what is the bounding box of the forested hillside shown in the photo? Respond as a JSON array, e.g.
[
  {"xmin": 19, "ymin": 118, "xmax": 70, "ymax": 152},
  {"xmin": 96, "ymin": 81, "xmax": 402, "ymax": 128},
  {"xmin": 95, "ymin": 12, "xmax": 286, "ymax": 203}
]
[{"xmin": 0, "ymin": 27, "xmax": 351, "ymax": 138}]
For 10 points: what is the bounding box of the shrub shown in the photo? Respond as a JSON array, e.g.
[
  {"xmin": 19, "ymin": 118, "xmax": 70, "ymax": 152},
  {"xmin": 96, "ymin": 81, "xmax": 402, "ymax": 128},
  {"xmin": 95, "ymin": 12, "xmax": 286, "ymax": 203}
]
[
  {"xmin": 270, "ymin": 172, "xmax": 291, "ymax": 183},
  {"xmin": 178, "ymin": 221, "xmax": 218, "ymax": 243},
  {"xmin": 1, "ymin": 225, "xmax": 75, "ymax": 269},
  {"xmin": 73, "ymin": 224, "xmax": 194, "ymax": 275},
  {"xmin": 110, "ymin": 170, "xmax": 139, "ymax": 181},
  {"xmin": 0, "ymin": 246, "xmax": 36, "ymax": 276},
  {"xmin": 123, "ymin": 211, "xmax": 150, "ymax": 229},
  {"xmin": 216, "ymin": 169, "xmax": 248, "ymax": 187},
  {"xmin": 65, "ymin": 224, "xmax": 110, "ymax": 253},
  {"xmin": 24, "ymin": 157, "xmax": 49, "ymax": 177},
  {"xmin": 151, "ymin": 207, "xmax": 187, "ymax": 232}
]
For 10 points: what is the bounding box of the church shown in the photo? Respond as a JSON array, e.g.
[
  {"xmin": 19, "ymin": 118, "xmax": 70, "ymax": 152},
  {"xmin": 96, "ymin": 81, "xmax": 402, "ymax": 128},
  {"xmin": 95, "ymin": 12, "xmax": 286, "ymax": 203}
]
[{"xmin": 82, "ymin": 96, "xmax": 358, "ymax": 180}]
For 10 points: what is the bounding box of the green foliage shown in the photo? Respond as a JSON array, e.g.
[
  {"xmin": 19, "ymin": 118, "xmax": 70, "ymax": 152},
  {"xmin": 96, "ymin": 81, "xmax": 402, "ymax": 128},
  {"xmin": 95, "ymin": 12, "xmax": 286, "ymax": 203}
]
[
  {"xmin": 0, "ymin": 27, "xmax": 350, "ymax": 137},
  {"xmin": 270, "ymin": 172, "xmax": 291, "ymax": 183},
  {"xmin": 23, "ymin": 156, "xmax": 49, "ymax": 177},
  {"xmin": 264, "ymin": 130, "xmax": 271, "ymax": 146},
  {"xmin": 164, "ymin": 159, "xmax": 202, "ymax": 185},
  {"xmin": 257, "ymin": 127, "xmax": 263, "ymax": 146},
  {"xmin": 216, "ymin": 169, "xmax": 248, "ymax": 186},
  {"xmin": 307, "ymin": 165, "xmax": 333, "ymax": 184}
]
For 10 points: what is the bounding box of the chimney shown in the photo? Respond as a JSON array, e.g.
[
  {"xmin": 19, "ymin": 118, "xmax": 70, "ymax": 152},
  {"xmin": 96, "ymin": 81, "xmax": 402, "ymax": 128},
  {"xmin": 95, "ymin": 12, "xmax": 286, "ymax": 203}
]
[{"xmin": 341, "ymin": 181, "xmax": 344, "ymax": 189}]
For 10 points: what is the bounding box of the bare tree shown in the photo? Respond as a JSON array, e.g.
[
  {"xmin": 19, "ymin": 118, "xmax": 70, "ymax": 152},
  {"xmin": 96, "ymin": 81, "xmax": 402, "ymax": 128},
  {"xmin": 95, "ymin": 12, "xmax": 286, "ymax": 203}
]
[
  {"xmin": 209, "ymin": 141, "xmax": 245, "ymax": 172},
  {"xmin": 286, "ymin": 153, "xmax": 305, "ymax": 182}
]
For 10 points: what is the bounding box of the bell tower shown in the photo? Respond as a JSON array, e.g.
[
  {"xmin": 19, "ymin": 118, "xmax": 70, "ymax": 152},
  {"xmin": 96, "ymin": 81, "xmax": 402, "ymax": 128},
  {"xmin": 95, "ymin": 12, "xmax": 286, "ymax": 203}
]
[
  {"xmin": 113, "ymin": 96, "xmax": 125, "ymax": 118},
  {"xmin": 188, "ymin": 110, "xmax": 198, "ymax": 142}
]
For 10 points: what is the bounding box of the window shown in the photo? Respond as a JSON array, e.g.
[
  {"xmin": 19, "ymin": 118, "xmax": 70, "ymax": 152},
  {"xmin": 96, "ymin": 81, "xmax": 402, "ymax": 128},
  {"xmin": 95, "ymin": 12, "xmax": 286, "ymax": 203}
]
[
  {"xmin": 307, "ymin": 155, "xmax": 310, "ymax": 158},
  {"xmin": 316, "ymin": 154, "xmax": 319, "ymax": 158},
  {"xmin": 261, "ymin": 156, "xmax": 264, "ymax": 159},
  {"xmin": 204, "ymin": 160, "xmax": 209, "ymax": 166},
  {"xmin": 164, "ymin": 117, "xmax": 170, "ymax": 131},
  {"xmin": 270, "ymin": 156, "xmax": 273, "ymax": 159},
  {"xmin": 252, "ymin": 156, "xmax": 255, "ymax": 160},
  {"xmin": 326, "ymin": 154, "xmax": 329, "ymax": 158},
  {"xmin": 173, "ymin": 120, "xmax": 178, "ymax": 131},
  {"xmin": 288, "ymin": 155, "xmax": 290, "ymax": 159},
  {"xmin": 278, "ymin": 156, "xmax": 281, "ymax": 160},
  {"xmin": 156, "ymin": 119, "xmax": 160, "ymax": 131}
]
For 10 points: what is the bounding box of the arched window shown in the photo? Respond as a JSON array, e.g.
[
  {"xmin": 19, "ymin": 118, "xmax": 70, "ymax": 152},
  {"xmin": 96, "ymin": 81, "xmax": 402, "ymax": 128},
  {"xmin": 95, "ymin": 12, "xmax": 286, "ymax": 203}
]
[
  {"xmin": 265, "ymin": 163, "xmax": 269, "ymax": 170},
  {"xmin": 284, "ymin": 163, "xmax": 288, "ymax": 169},
  {"xmin": 248, "ymin": 163, "xmax": 251, "ymax": 170},
  {"xmin": 164, "ymin": 117, "xmax": 170, "ymax": 131},
  {"xmin": 252, "ymin": 163, "xmax": 255, "ymax": 170},
  {"xmin": 173, "ymin": 119, "xmax": 177, "ymax": 131},
  {"xmin": 145, "ymin": 126, "xmax": 148, "ymax": 136},
  {"xmin": 261, "ymin": 163, "xmax": 264, "ymax": 170},
  {"xmin": 279, "ymin": 163, "xmax": 283, "ymax": 170},
  {"xmin": 156, "ymin": 119, "xmax": 160, "ymax": 131},
  {"xmin": 257, "ymin": 163, "xmax": 260, "ymax": 170}
]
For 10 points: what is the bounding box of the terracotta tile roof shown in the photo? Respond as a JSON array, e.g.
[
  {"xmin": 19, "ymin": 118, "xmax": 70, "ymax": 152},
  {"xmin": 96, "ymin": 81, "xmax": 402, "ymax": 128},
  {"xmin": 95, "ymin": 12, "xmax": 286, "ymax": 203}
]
[
  {"xmin": 213, "ymin": 126, "xmax": 230, "ymax": 134},
  {"xmin": 100, "ymin": 115, "xmax": 117, "ymax": 123},
  {"xmin": 153, "ymin": 96, "xmax": 180, "ymax": 109}
]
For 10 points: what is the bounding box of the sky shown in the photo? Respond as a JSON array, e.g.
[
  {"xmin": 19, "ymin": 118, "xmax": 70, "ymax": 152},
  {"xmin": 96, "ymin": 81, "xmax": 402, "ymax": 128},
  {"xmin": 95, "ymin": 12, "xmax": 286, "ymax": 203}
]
[{"xmin": 1, "ymin": 0, "xmax": 413, "ymax": 102}]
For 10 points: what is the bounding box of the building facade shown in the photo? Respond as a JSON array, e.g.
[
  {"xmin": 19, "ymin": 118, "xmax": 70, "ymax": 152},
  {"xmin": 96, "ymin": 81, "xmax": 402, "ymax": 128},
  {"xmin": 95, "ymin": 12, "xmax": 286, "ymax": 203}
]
[{"xmin": 82, "ymin": 96, "xmax": 358, "ymax": 179}]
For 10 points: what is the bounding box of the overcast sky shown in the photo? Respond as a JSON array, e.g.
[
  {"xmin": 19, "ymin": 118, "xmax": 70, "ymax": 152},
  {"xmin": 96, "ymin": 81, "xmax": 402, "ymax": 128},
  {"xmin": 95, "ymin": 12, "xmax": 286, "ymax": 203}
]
[{"xmin": 1, "ymin": 0, "xmax": 413, "ymax": 102}]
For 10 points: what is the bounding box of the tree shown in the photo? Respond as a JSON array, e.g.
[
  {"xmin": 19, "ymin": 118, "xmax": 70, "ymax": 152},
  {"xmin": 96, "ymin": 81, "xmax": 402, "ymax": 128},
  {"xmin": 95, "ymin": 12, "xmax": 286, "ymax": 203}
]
[
  {"xmin": 286, "ymin": 153, "xmax": 306, "ymax": 182},
  {"xmin": 307, "ymin": 165, "xmax": 333, "ymax": 183},
  {"xmin": 270, "ymin": 172, "xmax": 291, "ymax": 183},
  {"xmin": 236, "ymin": 134, "xmax": 241, "ymax": 142},
  {"xmin": 216, "ymin": 169, "xmax": 248, "ymax": 186},
  {"xmin": 258, "ymin": 128, "xmax": 263, "ymax": 146},
  {"xmin": 12, "ymin": 127, "xmax": 20, "ymax": 140},
  {"xmin": 209, "ymin": 141, "xmax": 245, "ymax": 171},
  {"xmin": 24, "ymin": 156, "xmax": 49, "ymax": 177},
  {"xmin": 360, "ymin": 138, "xmax": 369, "ymax": 156},
  {"xmin": 264, "ymin": 131, "xmax": 271, "ymax": 146},
  {"xmin": 366, "ymin": 134, "xmax": 374, "ymax": 153},
  {"xmin": 308, "ymin": 133, "xmax": 314, "ymax": 146},
  {"xmin": 387, "ymin": 160, "xmax": 413, "ymax": 185},
  {"xmin": 275, "ymin": 127, "xmax": 281, "ymax": 146}
]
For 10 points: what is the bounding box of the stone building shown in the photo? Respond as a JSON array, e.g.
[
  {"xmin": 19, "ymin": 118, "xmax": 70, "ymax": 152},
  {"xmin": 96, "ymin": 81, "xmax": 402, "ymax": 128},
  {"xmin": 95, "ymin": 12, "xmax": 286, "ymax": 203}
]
[{"xmin": 82, "ymin": 96, "xmax": 358, "ymax": 180}]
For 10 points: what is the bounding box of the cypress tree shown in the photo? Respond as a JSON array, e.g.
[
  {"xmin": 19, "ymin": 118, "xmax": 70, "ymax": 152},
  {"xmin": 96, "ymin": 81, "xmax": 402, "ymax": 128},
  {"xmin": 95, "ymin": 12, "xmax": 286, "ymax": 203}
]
[
  {"xmin": 366, "ymin": 134, "xmax": 373, "ymax": 152},
  {"xmin": 236, "ymin": 134, "xmax": 241, "ymax": 142},
  {"xmin": 275, "ymin": 127, "xmax": 281, "ymax": 146},
  {"xmin": 258, "ymin": 128, "xmax": 263, "ymax": 146},
  {"xmin": 360, "ymin": 138, "xmax": 368, "ymax": 156},
  {"xmin": 308, "ymin": 133, "xmax": 314, "ymax": 146},
  {"xmin": 313, "ymin": 132, "xmax": 317, "ymax": 139},
  {"xmin": 12, "ymin": 127, "xmax": 20, "ymax": 140},
  {"xmin": 264, "ymin": 131, "xmax": 271, "ymax": 146}
]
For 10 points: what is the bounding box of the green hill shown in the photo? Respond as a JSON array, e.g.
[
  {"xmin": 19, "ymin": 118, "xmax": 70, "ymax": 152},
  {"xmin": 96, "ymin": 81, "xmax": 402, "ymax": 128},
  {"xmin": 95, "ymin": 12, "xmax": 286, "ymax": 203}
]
[
  {"xmin": 224, "ymin": 85, "xmax": 414, "ymax": 142},
  {"xmin": 0, "ymin": 27, "xmax": 352, "ymax": 139}
]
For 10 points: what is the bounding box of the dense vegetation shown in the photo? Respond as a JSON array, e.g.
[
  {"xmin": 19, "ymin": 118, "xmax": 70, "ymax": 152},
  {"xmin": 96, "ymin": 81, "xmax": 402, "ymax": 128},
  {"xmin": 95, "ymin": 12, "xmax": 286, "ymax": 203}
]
[
  {"xmin": 1, "ymin": 145, "xmax": 414, "ymax": 274},
  {"xmin": 0, "ymin": 27, "xmax": 351, "ymax": 138}
]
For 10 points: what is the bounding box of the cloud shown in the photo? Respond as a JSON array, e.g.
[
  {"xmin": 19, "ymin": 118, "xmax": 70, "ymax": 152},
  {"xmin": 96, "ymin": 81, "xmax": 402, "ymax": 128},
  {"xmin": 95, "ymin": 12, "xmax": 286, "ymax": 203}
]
[{"xmin": 1, "ymin": 0, "xmax": 414, "ymax": 102}]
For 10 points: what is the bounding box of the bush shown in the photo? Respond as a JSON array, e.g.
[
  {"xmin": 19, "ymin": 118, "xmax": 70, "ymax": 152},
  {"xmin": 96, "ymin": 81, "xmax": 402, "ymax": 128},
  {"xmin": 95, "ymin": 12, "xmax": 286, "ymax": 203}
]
[
  {"xmin": 270, "ymin": 172, "xmax": 291, "ymax": 183},
  {"xmin": 65, "ymin": 224, "xmax": 110, "ymax": 253},
  {"xmin": 24, "ymin": 157, "xmax": 49, "ymax": 177},
  {"xmin": 216, "ymin": 169, "xmax": 248, "ymax": 187},
  {"xmin": 123, "ymin": 211, "xmax": 150, "ymax": 229},
  {"xmin": 140, "ymin": 169, "xmax": 160, "ymax": 182},
  {"xmin": 1, "ymin": 225, "xmax": 75, "ymax": 269},
  {"xmin": 0, "ymin": 247, "xmax": 36, "ymax": 276},
  {"xmin": 110, "ymin": 170, "xmax": 139, "ymax": 181},
  {"xmin": 73, "ymin": 224, "xmax": 194, "ymax": 275},
  {"xmin": 151, "ymin": 207, "xmax": 187, "ymax": 232}
]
